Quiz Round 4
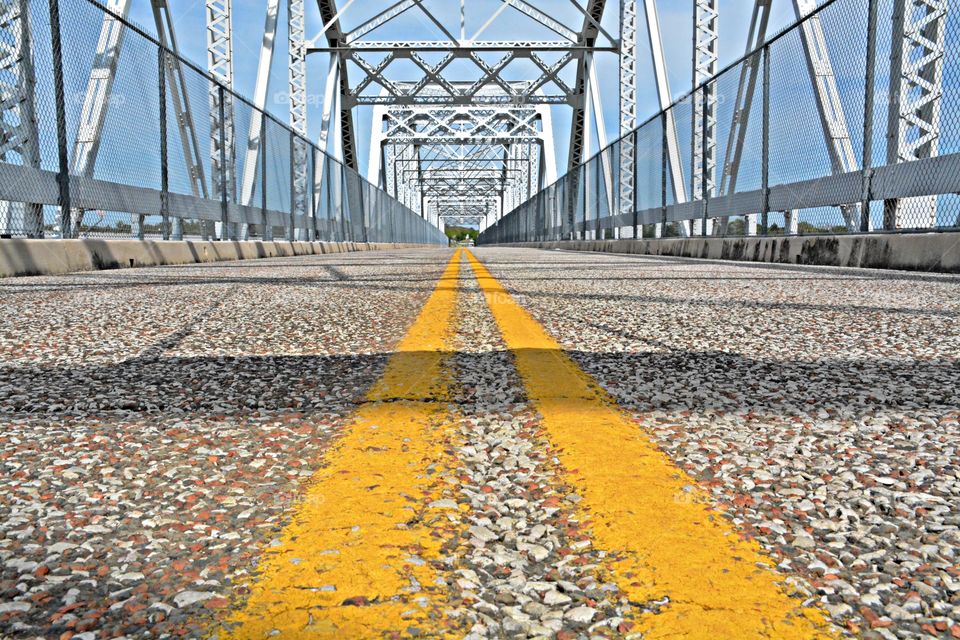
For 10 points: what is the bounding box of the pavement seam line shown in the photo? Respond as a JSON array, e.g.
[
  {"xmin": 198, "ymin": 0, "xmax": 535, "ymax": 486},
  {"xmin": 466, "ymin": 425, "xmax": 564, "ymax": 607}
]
[
  {"xmin": 220, "ymin": 250, "xmax": 463, "ymax": 639},
  {"xmin": 463, "ymin": 250, "xmax": 839, "ymax": 640}
]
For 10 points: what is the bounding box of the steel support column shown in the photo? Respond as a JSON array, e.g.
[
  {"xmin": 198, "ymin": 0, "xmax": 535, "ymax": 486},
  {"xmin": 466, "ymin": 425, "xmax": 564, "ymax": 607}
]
[
  {"xmin": 0, "ymin": 0, "xmax": 42, "ymax": 237},
  {"xmin": 207, "ymin": 0, "xmax": 236, "ymax": 240},
  {"xmin": 716, "ymin": 0, "xmax": 769, "ymax": 236},
  {"xmin": 884, "ymin": 0, "xmax": 946, "ymax": 229},
  {"xmin": 153, "ymin": 0, "xmax": 208, "ymax": 240},
  {"xmin": 619, "ymin": 0, "xmax": 637, "ymax": 237},
  {"xmin": 643, "ymin": 0, "xmax": 688, "ymax": 238},
  {"xmin": 691, "ymin": 0, "xmax": 717, "ymax": 236},
  {"xmin": 289, "ymin": 0, "xmax": 309, "ymax": 239},
  {"xmin": 794, "ymin": 0, "xmax": 860, "ymax": 232}
]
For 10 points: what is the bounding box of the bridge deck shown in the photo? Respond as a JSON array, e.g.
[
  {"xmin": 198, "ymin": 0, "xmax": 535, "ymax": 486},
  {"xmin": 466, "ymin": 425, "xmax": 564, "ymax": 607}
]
[{"xmin": 1, "ymin": 248, "xmax": 958, "ymax": 638}]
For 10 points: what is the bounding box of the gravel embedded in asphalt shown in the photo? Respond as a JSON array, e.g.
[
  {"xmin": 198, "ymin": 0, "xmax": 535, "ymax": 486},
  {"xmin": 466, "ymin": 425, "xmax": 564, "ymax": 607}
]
[
  {"xmin": 0, "ymin": 250, "xmax": 451, "ymax": 638},
  {"xmin": 473, "ymin": 247, "xmax": 960, "ymax": 639},
  {"xmin": 2, "ymin": 245, "xmax": 958, "ymax": 639},
  {"xmin": 438, "ymin": 256, "xmax": 641, "ymax": 639}
]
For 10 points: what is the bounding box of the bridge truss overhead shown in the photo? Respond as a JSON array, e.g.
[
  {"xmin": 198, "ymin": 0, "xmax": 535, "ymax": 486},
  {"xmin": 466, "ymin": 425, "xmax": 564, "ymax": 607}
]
[
  {"xmin": 310, "ymin": 0, "xmax": 611, "ymax": 231},
  {"xmin": 367, "ymin": 86, "xmax": 557, "ymax": 230}
]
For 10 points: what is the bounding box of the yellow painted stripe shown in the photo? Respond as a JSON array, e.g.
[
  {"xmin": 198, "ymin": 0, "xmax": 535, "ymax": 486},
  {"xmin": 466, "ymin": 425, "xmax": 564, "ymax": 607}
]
[
  {"xmin": 223, "ymin": 250, "xmax": 462, "ymax": 639},
  {"xmin": 464, "ymin": 250, "xmax": 836, "ymax": 640}
]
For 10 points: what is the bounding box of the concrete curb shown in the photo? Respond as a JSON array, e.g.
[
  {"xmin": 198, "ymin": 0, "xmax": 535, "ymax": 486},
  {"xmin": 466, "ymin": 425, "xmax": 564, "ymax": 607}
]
[
  {"xmin": 0, "ymin": 239, "xmax": 441, "ymax": 278},
  {"xmin": 483, "ymin": 233, "xmax": 960, "ymax": 273}
]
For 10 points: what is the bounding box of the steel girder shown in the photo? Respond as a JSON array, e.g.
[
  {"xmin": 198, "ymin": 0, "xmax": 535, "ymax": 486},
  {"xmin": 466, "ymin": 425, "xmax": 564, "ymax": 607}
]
[
  {"xmin": 311, "ymin": 1, "xmax": 612, "ymax": 233},
  {"xmin": 561, "ymin": 0, "xmax": 607, "ymax": 237},
  {"xmin": 314, "ymin": 0, "xmax": 610, "ymax": 233},
  {"xmin": 718, "ymin": 0, "xmax": 769, "ymax": 200},
  {"xmin": 316, "ymin": 0, "xmax": 358, "ymax": 170},
  {"xmin": 884, "ymin": 0, "xmax": 947, "ymax": 229},
  {"xmin": 335, "ymin": 48, "xmax": 578, "ymax": 107},
  {"xmin": 0, "ymin": 0, "xmax": 42, "ymax": 236},
  {"xmin": 369, "ymin": 82, "xmax": 550, "ymax": 231},
  {"xmin": 619, "ymin": 0, "xmax": 637, "ymax": 232},
  {"xmin": 68, "ymin": 0, "xmax": 130, "ymax": 235},
  {"xmin": 566, "ymin": 0, "xmax": 607, "ymax": 171},
  {"xmin": 794, "ymin": 0, "xmax": 860, "ymax": 232},
  {"xmin": 319, "ymin": 0, "xmax": 614, "ymax": 109},
  {"xmin": 70, "ymin": 0, "xmax": 129, "ymax": 180},
  {"xmin": 691, "ymin": 0, "xmax": 717, "ymax": 234},
  {"xmin": 289, "ymin": 0, "xmax": 309, "ymax": 239},
  {"xmin": 238, "ymin": 0, "xmax": 279, "ymax": 240},
  {"xmin": 207, "ymin": 0, "xmax": 236, "ymax": 239},
  {"xmin": 641, "ymin": 0, "xmax": 688, "ymax": 238},
  {"xmin": 51, "ymin": 0, "xmax": 201, "ymax": 239},
  {"xmin": 713, "ymin": 0, "xmax": 769, "ymax": 236},
  {"xmin": 153, "ymin": 0, "xmax": 208, "ymax": 240},
  {"xmin": 382, "ymin": 104, "xmax": 545, "ymax": 145},
  {"xmin": 442, "ymin": 215, "xmax": 486, "ymax": 221}
]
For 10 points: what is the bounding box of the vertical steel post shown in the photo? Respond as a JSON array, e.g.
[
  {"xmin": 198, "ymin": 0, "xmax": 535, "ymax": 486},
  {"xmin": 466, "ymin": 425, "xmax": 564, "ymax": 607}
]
[
  {"xmin": 761, "ymin": 45, "xmax": 770, "ymax": 234},
  {"xmin": 359, "ymin": 175, "xmax": 368, "ymax": 243},
  {"xmin": 159, "ymin": 49, "xmax": 170, "ymax": 240},
  {"xmin": 632, "ymin": 128, "xmax": 640, "ymax": 239},
  {"xmin": 693, "ymin": 0, "xmax": 718, "ymax": 236},
  {"xmin": 883, "ymin": 0, "xmax": 946, "ymax": 229},
  {"xmin": 261, "ymin": 123, "xmax": 270, "ymax": 240},
  {"xmin": 310, "ymin": 149, "xmax": 318, "ymax": 241},
  {"xmin": 287, "ymin": 0, "xmax": 308, "ymax": 240},
  {"xmin": 620, "ymin": 0, "xmax": 638, "ymax": 235},
  {"xmin": 325, "ymin": 159, "xmax": 333, "ymax": 241},
  {"xmin": 48, "ymin": 0, "xmax": 71, "ymax": 238},
  {"xmin": 700, "ymin": 85, "xmax": 709, "ymax": 236},
  {"xmin": 288, "ymin": 130, "xmax": 295, "ymax": 241},
  {"xmin": 340, "ymin": 166, "xmax": 350, "ymax": 242},
  {"xmin": 1, "ymin": 0, "xmax": 43, "ymax": 237},
  {"xmin": 861, "ymin": 0, "xmax": 879, "ymax": 232},
  {"xmin": 594, "ymin": 155, "xmax": 601, "ymax": 239},
  {"xmin": 218, "ymin": 85, "xmax": 229, "ymax": 240},
  {"xmin": 660, "ymin": 111, "xmax": 668, "ymax": 233}
]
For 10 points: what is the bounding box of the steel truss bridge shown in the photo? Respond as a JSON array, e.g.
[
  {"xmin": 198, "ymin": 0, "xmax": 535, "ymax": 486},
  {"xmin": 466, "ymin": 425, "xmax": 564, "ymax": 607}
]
[{"xmin": 0, "ymin": 0, "xmax": 953, "ymax": 240}]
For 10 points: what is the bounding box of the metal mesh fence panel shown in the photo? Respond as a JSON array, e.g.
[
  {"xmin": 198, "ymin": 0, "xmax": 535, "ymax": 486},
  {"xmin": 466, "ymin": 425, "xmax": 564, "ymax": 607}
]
[
  {"xmin": 263, "ymin": 116, "xmax": 290, "ymax": 240},
  {"xmin": 0, "ymin": 0, "xmax": 59, "ymax": 237},
  {"xmin": 878, "ymin": 0, "xmax": 960, "ymax": 231},
  {"xmin": 0, "ymin": 0, "xmax": 444, "ymax": 246},
  {"xmin": 231, "ymin": 94, "xmax": 259, "ymax": 238},
  {"xmin": 65, "ymin": 0, "xmax": 163, "ymax": 238},
  {"xmin": 711, "ymin": 57, "xmax": 762, "ymax": 237},
  {"xmin": 634, "ymin": 115, "xmax": 663, "ymax": 236},
  {"xmin": 479, "ymin": 0, "xmax": 960, "ymax": 247}
]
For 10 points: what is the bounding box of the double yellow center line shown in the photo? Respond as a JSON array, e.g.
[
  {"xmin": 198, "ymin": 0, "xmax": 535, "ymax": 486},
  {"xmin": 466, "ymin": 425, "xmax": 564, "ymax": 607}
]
[{"xmin": 222, "ymin": 250, "xmax": 835, "ymax": 639}]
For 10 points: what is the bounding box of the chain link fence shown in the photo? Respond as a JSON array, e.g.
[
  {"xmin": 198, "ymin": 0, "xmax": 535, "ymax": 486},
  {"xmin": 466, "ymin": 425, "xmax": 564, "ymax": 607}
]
[
  {"xmin": 480, "ymin": 0, "xmax": 960, "ymax": 245},
  {"xmin": 0, "ymin": 0, "xmax": 446, "ymax": 245}
]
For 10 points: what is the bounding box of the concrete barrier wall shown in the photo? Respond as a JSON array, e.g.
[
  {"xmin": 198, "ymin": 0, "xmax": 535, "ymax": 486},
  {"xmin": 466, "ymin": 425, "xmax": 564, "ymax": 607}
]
[
  {"xmin": 485, "ymin": 233, "xmax": 960, "ymax": 273},
  {"xmin": 0, "ymin": 239, "xmax": 442, "ymax": 278}
]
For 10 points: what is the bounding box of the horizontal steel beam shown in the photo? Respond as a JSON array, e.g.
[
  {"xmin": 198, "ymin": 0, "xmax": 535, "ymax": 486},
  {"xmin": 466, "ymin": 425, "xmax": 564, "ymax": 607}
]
[
  {"xmin": 309, "ymin": 43, "xmax": 616, "ymax": 52},
  {"xmin": 352, "ymin": 95, "xmax": 570, "ymax": 106}
]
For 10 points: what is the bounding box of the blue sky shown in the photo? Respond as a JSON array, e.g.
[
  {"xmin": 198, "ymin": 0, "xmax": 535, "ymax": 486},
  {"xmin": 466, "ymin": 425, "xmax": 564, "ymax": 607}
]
[{"xmin": 127, "ymin": 0, "xmax": 803, "ymax": 177}]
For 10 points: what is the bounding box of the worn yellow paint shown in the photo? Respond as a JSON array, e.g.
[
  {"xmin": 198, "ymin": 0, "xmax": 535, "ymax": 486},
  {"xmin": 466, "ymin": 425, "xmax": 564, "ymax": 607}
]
[
  {"xmin": 222, "ymin": 250, "xmax": 462, "ymax": 639},
  {"xmin": 464, "ymin": 250, "xmax": 836, "ymax": 640}
]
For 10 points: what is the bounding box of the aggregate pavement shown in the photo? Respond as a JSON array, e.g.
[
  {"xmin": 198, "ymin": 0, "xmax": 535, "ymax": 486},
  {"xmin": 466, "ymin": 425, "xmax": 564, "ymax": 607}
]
[
  {"xmin": 1, "ymin": 246, "xmax": 957, "ymax": 639},
  {"xmin": 0, "ymin": 251, "xmax": 450, "ymax": 638},
  {"xmin": 473, "ymin": 247, "xmax": 960, "ymax": 639}
]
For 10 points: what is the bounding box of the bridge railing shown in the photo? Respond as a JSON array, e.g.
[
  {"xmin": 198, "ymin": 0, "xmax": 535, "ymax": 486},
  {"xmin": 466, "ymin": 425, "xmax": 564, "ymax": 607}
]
[
  {"xmin": 0, "ymin": 0, "xmax": 447, "ymax": 246},
  {"xmin": 479, "ymin": 0, "xmax": 960, "ymax": 245}
]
